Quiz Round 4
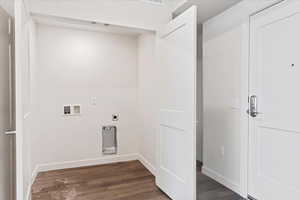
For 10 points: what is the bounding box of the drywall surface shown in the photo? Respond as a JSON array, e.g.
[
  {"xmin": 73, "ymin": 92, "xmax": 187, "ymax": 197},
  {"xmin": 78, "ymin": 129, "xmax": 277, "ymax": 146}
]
[
  {"xmin": 29, "ymin": 0, "xmax": 172, "ymax": 31},
  {"xmin": 203, "ymin": 24, "xmax": 245, "ymax": 194},
  {"xmin": 31, "ymin": 24, "xmax": 140, "ymax": 168},
  {"xmin": 137, "ymin": 33, "xmax": 158, "ymax": 171}
]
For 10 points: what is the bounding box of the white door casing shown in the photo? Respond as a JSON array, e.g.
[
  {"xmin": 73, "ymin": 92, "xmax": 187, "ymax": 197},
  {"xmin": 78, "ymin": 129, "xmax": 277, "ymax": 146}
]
[
  {"xmin": 249, "ymin": 1, "xmax": 300, "ymax": 199},
  {"xmin": 156, "ymin": 6, "xmax": 197, "ymax": 200}
]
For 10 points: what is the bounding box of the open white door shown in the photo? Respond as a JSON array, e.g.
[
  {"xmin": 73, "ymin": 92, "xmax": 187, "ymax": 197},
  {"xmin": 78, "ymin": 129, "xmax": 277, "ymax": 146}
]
[
  {"xmin": 156, "ymin": 6, "xmax": 197, "ymax": 200},
  {"xmin": 249, "ymin": 1, "xmax": 300, "ymax": 199}
]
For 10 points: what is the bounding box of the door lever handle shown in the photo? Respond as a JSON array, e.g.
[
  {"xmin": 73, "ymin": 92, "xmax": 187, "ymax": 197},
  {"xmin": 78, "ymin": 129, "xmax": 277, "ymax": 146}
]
[
  {"xmin": 4, "ymin": 130, "xmax": 16, "ymax": 135},
  {"xmin": 247, "ymin": 109, "xmax": 261, "ymax": 117},
  {"xmin": 247, "ymin": 95, "xmax": 261, "ymax": 118}
]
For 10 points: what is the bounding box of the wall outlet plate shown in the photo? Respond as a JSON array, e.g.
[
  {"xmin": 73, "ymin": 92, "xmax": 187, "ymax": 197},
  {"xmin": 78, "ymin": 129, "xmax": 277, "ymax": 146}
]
[
  {"xmin": 63, "ymin": 104, "xmax": 81, "ymax": 116},
  {"xmin": 112, "ymin": 114, "xmax": 119, "ymax": 121},
  {"xmin": 73, "ymin": 105, "xmax": 81, "ymax": 114},
  {"xmin": 64, "ymin": 105, "xmax": 71, "ymax": 115}
]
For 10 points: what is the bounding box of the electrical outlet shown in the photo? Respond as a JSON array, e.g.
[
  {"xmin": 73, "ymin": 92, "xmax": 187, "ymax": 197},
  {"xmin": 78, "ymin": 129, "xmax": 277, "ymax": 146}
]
[
  {"xmin": 64, "ymin": 105, "xmax": 71, "ymax": 115},
  {"xmin": 73, "ymin": 105, "xmax": 81, "ymax": 114}
]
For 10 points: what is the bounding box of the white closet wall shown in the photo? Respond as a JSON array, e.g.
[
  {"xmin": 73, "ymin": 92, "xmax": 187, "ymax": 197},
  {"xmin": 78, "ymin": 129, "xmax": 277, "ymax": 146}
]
[
  {"xmin": 137, "ymin": 33, "xmax": 158, "ymax": 173},
  {"xmin": 29, "ymin": 24, "xmax": 140, "ymax": 169},
  {"xmin": 203, "ymin": 24, "xmax": 244, "ymax": 194}
]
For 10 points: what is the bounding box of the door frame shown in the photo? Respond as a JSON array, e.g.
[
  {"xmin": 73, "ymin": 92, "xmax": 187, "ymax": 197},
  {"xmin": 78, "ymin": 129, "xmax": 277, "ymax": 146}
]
[{"xmin": 240, "ymin": 21, "xmax": 250, "ymax": 198}]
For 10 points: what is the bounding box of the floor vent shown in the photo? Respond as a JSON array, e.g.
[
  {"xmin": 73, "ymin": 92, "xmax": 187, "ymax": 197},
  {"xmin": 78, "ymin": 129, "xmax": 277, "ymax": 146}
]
[{"xmin": 141, "ymin": 0, "xmax": 164, "ymax": 5}]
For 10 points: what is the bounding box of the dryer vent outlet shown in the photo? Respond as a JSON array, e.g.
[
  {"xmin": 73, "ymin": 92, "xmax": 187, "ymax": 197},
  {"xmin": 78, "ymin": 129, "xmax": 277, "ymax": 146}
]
[{"xmin": 102, "ymin": 126, "xmax": 117, "ymax": 155}]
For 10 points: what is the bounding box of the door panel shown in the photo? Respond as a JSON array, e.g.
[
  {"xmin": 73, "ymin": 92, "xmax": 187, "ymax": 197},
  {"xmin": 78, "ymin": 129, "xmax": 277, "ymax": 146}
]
[
  {"xmin": 249, "ymin": 1, "xmax": 300, "ymax": 199},
  {"xmin": 156, "ymin": 6, "xmax": 197, "ymax": 200}
]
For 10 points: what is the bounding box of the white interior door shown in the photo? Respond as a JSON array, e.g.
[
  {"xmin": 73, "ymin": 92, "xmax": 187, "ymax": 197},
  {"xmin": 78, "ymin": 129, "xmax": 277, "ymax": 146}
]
[
  {"xmin": 156, "ymin": 6, "xmax": 197, "ymax": 200},
  {"xmin": 249, "ymin": 1, "xmax": 300, "ymax": 199}
]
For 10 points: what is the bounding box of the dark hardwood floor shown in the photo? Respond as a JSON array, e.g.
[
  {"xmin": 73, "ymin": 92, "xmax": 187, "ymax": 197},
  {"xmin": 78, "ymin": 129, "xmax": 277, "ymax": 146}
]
[
  {"xmin": 197, "ymin": 169, "xmax": 243, "ymax": 200},
  {"xmin": 32, "ymin": 160, "xmax": 243, "ymax": 200}
]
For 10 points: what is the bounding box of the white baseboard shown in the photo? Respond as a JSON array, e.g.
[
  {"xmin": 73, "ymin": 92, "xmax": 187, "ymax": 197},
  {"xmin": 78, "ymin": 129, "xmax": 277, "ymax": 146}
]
[
  {"xmin": 202, "ymin": 166, "xmax": 241, "ymax": 196},
  {"xmin": 138, "ymin": 155, "xmax": 156, "ymax": 176},
  {"xmin": 36, "ymin": 154, "xmax": 139, "ymax": 172}
]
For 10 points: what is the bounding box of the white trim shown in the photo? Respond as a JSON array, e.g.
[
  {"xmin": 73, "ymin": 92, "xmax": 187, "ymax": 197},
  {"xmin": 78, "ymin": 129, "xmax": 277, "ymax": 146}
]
[
  {"xmin": 239, "ymin": 22, "xmax": 250, "ymax": 199},
  {"xmin": 26, "ymin": 165, "xmax": 39, "ymax": 200},
  {"xmin": 9, "ymin": 136, "xmax": 15, "ymax": 200},
  {"xmin": 26, "ymin": 188, "xmax": 31, "ymax": 200},
  {"xmin": 202, "ymin": 166, "xmax": 242, "ymax": 196},
  {"xmin": 138, "ymin": 155, "xmax": 156, "ymax": 176},
  {"xmin": 36, "ymin": 154, "xmax": 139, "ymax": 172}
]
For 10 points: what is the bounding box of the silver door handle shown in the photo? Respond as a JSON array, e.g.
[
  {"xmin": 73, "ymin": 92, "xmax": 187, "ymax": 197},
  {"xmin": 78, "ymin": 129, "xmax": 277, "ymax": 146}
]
[
  {"xmin": 4, "ymin": 130, "xmax": 16, "ymax": 135},
  {"xmin": 247, "ymin": 95, "xmax": 261, "ymax": 118}
]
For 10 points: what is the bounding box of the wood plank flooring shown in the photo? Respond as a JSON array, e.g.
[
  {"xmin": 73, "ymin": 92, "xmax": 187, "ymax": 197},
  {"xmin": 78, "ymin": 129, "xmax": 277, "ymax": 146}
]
[
  {"xmin": 32, "ymin": 161, "xmax": 169, "ymax": 200},
  {"xmin": 32, "ymin": 160, "xmax": 243, "ymax": 200},
  {"xmin": 197, "ymin": 169, "xmax": 243, "ymax": 200}
]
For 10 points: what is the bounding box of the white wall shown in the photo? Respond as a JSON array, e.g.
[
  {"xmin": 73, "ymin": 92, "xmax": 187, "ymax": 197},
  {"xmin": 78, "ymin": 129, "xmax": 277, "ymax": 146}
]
[
  {"xmin": 137, "ymin": 33, "xmax": 158, "ymax": 172},
  {"xmin": 203, "ymin": 24, "xmax": 244, "ymax": 194},
  {"xmin": 30, "ymin": 24, "xmax": 140, "ymax": 168},
  {"xmin": 28, "ymin": 0, "xmax": 173, "ymax": 31}
]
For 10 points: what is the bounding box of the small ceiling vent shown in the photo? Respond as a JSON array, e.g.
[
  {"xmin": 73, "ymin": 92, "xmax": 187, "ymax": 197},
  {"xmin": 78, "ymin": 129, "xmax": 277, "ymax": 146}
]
[{"xmin": 141, "ymin": 0, "xmax": 164, "ymax": 5}]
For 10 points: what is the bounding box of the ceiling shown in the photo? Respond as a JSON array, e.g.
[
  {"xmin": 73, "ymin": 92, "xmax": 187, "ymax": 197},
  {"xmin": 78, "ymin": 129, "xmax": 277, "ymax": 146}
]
[
  {"xmin": 28, "ymin": 0, "xmax": 243, "ymax": 26},
  {"xmin": 32, "ymin": 14, "xmax": 153, "ymax": 36},
  {"xmin": 173, "ymin": 0, "xmax": 243, "ymax": 23}
]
